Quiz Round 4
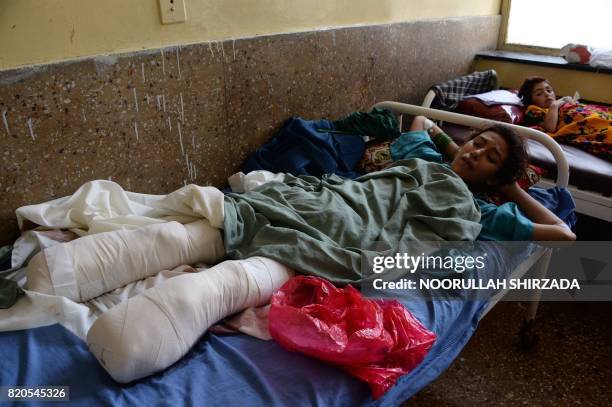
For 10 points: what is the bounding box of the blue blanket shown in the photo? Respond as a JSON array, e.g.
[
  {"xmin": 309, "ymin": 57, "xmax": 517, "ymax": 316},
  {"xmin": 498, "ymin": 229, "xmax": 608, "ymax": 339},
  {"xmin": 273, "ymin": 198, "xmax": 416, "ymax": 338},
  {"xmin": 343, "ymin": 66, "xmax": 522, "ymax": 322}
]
[{"xmin": 243, "ymin": 118, "xmax": 365, "ymax": 179}]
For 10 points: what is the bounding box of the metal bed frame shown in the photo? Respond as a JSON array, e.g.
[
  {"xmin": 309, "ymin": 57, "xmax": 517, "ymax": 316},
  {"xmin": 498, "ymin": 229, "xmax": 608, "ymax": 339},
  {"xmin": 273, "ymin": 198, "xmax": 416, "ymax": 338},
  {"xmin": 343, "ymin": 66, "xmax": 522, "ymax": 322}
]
[{"xmin": 371, "ymin": 101, "xmax": 571, "ymax": 346}]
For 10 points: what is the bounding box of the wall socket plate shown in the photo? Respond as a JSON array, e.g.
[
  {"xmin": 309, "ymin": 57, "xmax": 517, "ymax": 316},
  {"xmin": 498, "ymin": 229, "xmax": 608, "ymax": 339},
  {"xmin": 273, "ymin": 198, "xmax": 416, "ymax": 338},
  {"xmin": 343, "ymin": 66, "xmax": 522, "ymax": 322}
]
[{"xmin": 158, "ymin": 0, "xmax": 187, "ymax": 25}]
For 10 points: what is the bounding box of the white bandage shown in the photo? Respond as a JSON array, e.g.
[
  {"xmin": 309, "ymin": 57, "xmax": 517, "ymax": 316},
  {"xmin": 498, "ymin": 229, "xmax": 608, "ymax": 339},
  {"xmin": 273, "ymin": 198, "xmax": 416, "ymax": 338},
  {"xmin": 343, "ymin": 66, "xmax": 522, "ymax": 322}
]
[
  {"xmin": 86, "ymin": 257, "xmax": 294, "ymax": 383},
  {"xmin": 26, "ymin": 220, "xmax": 224, "ymax": 302}
]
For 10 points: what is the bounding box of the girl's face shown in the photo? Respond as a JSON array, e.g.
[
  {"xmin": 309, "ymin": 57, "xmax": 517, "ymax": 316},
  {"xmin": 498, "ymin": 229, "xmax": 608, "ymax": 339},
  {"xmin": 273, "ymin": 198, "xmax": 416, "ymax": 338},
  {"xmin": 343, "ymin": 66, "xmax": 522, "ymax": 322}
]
[
  {"xmin": 451, "ymin": 131, "xmax": 509, "ymax": 186},
  {"xmin": 531, "ymin": 81, "xmax": 556, "ymax": 108}
]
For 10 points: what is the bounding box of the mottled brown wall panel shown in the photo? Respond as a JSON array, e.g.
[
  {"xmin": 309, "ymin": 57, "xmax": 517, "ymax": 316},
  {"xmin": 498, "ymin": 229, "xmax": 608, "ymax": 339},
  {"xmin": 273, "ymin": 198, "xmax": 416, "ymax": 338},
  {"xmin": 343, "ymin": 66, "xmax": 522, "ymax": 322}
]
[{"xmin": 0, "ymin": 16, "xmax": 499, "ymax": 244}]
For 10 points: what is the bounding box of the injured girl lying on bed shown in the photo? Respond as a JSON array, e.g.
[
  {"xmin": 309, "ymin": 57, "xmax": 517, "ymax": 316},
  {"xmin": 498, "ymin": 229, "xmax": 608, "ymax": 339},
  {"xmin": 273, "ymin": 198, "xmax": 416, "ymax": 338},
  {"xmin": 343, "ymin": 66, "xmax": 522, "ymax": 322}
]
[{"xmin": 0, "ymin": 112, "xmax": 576, "ymax": 403}]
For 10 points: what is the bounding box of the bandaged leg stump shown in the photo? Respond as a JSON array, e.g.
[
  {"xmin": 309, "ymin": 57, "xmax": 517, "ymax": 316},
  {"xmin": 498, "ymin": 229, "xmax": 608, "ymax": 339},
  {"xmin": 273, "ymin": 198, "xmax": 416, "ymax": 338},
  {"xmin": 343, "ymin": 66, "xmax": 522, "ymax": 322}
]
[
  {"xmin": 86, "ymin": 257, "xmax": 294, "ymax": 383},
  {"xmin": 26, "ymin": 220, "xmax": 224, "ymax": 302}
]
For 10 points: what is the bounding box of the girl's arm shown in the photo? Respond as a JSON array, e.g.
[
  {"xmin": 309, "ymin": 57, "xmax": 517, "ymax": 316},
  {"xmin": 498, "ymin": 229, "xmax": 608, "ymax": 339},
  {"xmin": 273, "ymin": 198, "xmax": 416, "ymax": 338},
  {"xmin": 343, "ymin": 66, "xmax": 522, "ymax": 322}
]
[
  {"xmin": 542, "ymin": 97, "xmax": 572, "ymax": 132},
  {"xmin": 410, "ymin": 116, "xmax": 459, "ymax": 159},
  {"xmin": 498, "ymin": 182, "xmax": 576, "ymax": 241}
]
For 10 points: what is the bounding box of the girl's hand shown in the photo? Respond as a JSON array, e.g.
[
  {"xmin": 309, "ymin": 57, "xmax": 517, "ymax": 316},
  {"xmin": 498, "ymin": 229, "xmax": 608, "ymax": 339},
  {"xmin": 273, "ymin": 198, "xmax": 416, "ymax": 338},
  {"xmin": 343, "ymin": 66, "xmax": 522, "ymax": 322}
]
[{"xmin": 554, "ymin": 96, "xmax": 573, "ymax": 107}]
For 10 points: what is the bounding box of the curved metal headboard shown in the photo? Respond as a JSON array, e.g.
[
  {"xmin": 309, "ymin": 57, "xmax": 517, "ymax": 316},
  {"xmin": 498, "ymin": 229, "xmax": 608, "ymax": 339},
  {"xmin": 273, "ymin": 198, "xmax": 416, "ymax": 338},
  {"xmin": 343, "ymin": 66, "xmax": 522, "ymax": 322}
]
[{"xmin": 371, "ymin": 101, "xmax": 569, "ymax": 188}]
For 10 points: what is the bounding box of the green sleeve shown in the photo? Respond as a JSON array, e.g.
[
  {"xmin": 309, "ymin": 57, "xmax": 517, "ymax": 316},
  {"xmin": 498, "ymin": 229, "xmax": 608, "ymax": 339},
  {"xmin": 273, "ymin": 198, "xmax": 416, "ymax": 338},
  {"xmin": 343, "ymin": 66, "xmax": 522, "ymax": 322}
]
[
  {"xmin": 0, "ymin": 278, "xmax": 24, "ymax": 309},
  {"xmin": 390, "ymin": 130, "xmax": 444, "ymax": 164},
  {"xmin": 332, "ymin": 108, "xmax": 400, "ymax": 140}
]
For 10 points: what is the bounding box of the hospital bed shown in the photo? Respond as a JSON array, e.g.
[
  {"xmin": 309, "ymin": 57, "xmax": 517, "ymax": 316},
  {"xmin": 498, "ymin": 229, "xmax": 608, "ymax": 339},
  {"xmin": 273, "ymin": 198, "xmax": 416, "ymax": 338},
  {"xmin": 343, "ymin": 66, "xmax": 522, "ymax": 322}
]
[
  {"xmin": 423, "ymin": 86, "xmax": 612, "ymax": 223},
  {"xmin": 373, "ymin": 101, "xmax": 570, "ymax": 336},
  {"xmin": 0, "ymin": 102, "xmax": 571, "ymax": 406}
]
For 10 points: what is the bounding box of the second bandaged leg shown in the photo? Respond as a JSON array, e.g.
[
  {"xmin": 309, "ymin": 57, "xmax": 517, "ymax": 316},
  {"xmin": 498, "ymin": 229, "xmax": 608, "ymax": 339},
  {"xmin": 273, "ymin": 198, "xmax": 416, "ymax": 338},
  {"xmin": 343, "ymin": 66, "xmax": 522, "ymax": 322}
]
[{"xmin": 86, "ymin": 257, "xmax": 294, "ymax": 382}]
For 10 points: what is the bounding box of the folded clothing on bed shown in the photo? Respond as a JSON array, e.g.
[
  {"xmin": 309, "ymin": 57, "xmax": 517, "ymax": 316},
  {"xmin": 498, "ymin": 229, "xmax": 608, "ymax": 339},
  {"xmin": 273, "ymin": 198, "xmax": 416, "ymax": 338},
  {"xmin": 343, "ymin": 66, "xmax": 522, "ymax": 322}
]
[
  {"xmin": 331, "ymin": 107, "xmax": 400, "ymax": 140},
  {"xmin": 243, "ymin": 108, "xmax": 400, "ymax": 179},
  {"xmin": 243, "ymin": 117, "xmax": 365, "ymax": 179}
]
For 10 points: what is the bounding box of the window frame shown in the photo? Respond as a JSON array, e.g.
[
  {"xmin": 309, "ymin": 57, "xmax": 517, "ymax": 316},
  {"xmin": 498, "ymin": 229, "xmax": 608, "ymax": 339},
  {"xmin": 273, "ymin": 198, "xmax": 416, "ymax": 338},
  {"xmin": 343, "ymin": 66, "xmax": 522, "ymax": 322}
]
[{"xmin": 498, "ymin": 0, "xmax": 561, "ymax": 56}]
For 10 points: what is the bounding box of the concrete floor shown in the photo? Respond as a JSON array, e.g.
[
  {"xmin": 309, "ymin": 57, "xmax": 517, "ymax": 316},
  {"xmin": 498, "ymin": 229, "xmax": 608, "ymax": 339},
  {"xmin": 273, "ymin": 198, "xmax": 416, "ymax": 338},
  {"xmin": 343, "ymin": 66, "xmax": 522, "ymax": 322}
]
[{"xmin": 406, "ymin": 301, "xmax": 612, "ymax": 406}]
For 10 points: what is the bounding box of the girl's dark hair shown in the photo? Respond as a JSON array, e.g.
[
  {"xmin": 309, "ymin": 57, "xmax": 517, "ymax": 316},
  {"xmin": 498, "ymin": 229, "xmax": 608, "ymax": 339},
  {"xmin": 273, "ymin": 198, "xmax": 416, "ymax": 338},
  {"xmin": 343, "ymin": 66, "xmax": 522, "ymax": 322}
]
[
  {"xmin": 473, "ymin": 124, "xmax": 528, "ymax": 185},
  {"xmin": 518, "ymin": 76, "xmax": 549, "ymax": 106}
]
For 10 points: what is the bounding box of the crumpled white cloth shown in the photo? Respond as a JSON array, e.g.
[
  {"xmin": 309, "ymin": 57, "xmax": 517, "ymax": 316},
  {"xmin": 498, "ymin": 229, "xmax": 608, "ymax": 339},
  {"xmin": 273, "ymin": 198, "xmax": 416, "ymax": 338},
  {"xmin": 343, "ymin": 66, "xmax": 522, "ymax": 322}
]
[
  {"xmin": 561, "ymin": 43, "xmax": 612, "ymax": 69},
  {"xmin": 227, "ymin": 170, "xmax": 285, "ymax": 193},
  {"xmin": 2, "ymin": 173, "xmax": 285, "ymax": 339},
  {"xmin": 15, "ymin": 180, "xmax": 225, "ymax": 231},
  {"xmin": 591, "ymin": 48, "xmax": 612, "ymax": 69},
  {"xmin": 3, "ymin": 180, "xmax": 225, "ymax": 336},
  {"xmin": 12, "ymin": 180, "xmax": 225, "ymax": 269}
]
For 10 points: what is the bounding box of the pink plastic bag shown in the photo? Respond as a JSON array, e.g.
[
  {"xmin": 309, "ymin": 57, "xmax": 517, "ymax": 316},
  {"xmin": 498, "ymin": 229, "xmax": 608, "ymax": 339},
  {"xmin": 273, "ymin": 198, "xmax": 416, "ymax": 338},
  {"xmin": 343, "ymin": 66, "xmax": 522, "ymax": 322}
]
[{"xmin": 269, "ymin": 276, "xmax": 436, "ymax": 399}]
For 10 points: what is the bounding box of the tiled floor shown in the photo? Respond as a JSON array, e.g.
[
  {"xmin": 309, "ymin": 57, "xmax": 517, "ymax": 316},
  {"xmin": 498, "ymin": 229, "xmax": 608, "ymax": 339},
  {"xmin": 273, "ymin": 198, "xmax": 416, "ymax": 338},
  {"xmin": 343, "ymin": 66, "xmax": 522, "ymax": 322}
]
[{"xmin": 406, "ymin": 301, "xmax": 612, "ymax": 406}]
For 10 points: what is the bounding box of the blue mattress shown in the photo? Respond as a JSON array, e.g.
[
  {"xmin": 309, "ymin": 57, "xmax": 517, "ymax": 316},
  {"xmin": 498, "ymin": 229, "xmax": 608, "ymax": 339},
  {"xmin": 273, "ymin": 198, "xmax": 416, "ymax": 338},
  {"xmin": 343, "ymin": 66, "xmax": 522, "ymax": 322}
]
[
  {"xmin": 0, "ymin": 298, "xmax": 485, "ymax": 407},
  {"xmin": 0, "ymin": 242, "xmax": 533, "ymax": 407}
]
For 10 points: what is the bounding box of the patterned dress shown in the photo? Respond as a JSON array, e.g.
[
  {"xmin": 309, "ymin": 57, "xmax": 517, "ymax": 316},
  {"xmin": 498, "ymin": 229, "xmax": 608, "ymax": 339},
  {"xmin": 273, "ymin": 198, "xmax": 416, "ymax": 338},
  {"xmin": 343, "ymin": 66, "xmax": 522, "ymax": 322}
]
[{"xmin": 523, "ymin": 102, "xmax": 612, "ymax": 162}]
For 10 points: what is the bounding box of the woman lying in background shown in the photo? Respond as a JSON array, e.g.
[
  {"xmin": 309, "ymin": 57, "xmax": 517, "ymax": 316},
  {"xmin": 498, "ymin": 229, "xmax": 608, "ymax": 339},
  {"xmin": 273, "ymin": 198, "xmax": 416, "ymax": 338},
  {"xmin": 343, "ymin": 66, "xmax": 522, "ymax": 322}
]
[{"xmin": 518, "ymin": 76, "xmax": 611, "ymax": 162}]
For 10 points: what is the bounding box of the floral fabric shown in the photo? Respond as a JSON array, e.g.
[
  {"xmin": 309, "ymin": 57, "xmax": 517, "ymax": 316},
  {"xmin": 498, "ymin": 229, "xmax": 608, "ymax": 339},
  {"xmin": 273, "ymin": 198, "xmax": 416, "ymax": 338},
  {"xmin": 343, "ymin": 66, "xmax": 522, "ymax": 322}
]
[{"xmin": 523, "ymin": 103, "xmax": 612, "ymax": 162}]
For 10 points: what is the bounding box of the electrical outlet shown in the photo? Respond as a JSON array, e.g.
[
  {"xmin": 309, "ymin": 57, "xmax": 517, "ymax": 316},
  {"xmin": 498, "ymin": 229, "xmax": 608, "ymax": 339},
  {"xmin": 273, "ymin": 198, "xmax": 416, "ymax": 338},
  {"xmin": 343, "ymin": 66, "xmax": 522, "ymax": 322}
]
[{"xmin": 158, "ymin": 0, "xmax": 187, "ymax": 25}]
